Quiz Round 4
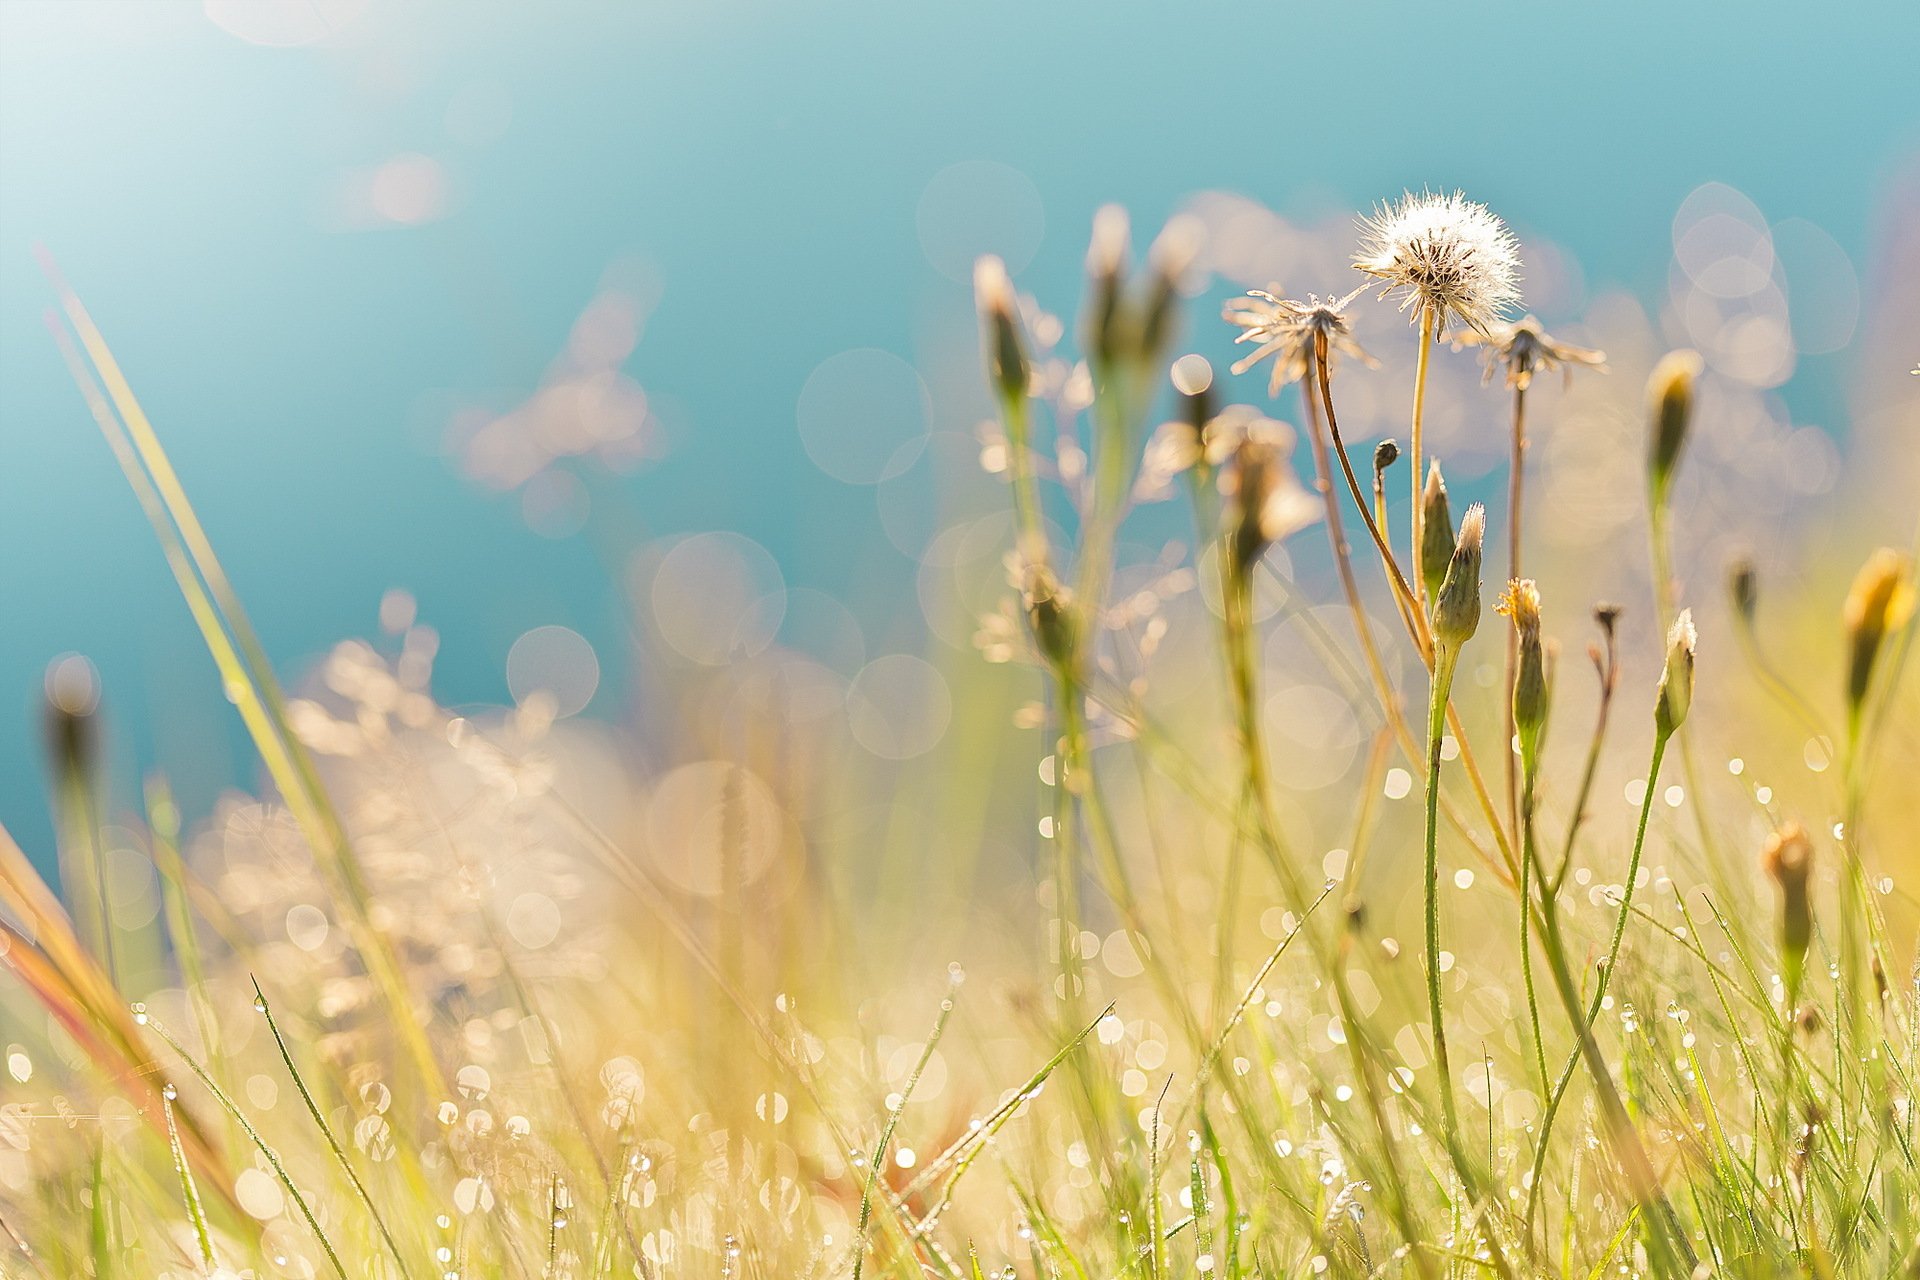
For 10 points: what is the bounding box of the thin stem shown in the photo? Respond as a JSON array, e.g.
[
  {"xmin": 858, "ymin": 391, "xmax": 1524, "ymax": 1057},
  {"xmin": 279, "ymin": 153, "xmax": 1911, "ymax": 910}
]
[
  {"xmin": 1408, "ymin": 307, "xmax": 1436, "ymax": 618},
  {"xmin": 1314, "ymin": 341, "xmax": 1422, "ymax": 634},
  {"xmin": 1504, "ymin": 381, "xmax": 1528, "ymax": 850},
  {"xmin": 1524, "ymin": 730, "xmax": 1698, "ymax": 1272},
  {"xmin": 1423, "ymin": 644, "xmax": 1463, "ymax": 1156}
]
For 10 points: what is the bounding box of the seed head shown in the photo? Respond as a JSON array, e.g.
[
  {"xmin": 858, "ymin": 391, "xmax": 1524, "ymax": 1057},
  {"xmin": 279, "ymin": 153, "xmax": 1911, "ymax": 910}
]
[
  {"xmin": 1353, "ymin": 191, "xmax": 1522, "ymax": 339},
  {"xmin": 1419, "ymin": 461, "xmax": 1455, "ymax": 604},
  {"xmin": 974, "ymin": 255, "xmax": 1030, "ymax": 406},
  {"xmin": 1655, "ymin": 608, "xmax": 1697, "ymax": 737},
  {"xmin": 1497, "ymin": 579, "xmax": 1550, "ymax": 762},
  {"xmin": 1647, "ymin": 349, "xmax": 1703, "ymax": 502},
  {"xmin": 1431, "ymin": 503, "xmax": 1485, "ymax": 651},
  {"xmin": 1223, "ymin": 286, "xmax": 1374, "ymax": 396},
  {"xmin": 1457, "ymin": 315, "xmax": 1606, "ymax": 390},
  {"xmin": 1843, "ymin": 547, "xmax": 1916, "ymax": 715}
]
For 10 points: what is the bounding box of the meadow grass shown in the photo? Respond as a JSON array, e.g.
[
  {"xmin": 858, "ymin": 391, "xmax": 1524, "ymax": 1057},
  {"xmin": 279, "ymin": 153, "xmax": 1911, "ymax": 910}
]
[{"xmin": 1, "ymin": 195, "xmax": 1918, "ymax": 1280}]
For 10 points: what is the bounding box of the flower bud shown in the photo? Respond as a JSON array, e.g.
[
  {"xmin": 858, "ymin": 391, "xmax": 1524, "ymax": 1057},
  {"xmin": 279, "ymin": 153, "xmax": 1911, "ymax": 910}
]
[
  {"xmin": 1728, "ymin": 554, "xmax": 1757, "ymax": 629},
  {"xmin": 1419, "ymin": 461, "xmax": 1454, "ymax": 604},
  {"xmin": 1646, "ymin": 349, "xmax": 1702, "ymax": 503},
  {"xmin": 1020, "ymin": 559, "xmax": 1077, "ymax": 671},
  {"xmin": 43, "ymin": 653, "xmax": 101, "ymax": 778},
  {"xmin": 1136, "ymin": 216, "xmax": 1200, "ymax": 369},
  {"xmin": 1762, "ymin": 822, "xmax": 1813, "ymax": 998},
  {"xmin": 973, "ymin": 255, "xmax": 1029, "ymax": 407},
  {"xmin": 1431, "ymin": 503, "xmax": 1484, "ymax": 651},
  {"xmin": 1497, "ymin": 579, "xmax": 1550, "ymax": 766},
  {"xmin": 1083, "ymin": 205, "xmax": 1130, "ymax": 373},
  {"xmin": 1842, "ymin": 547, "xmax": 1915, "ymax": 717},
  {"xmin": 1655, "ymin": 608, "xmax": 1697, "ymax": 737}
]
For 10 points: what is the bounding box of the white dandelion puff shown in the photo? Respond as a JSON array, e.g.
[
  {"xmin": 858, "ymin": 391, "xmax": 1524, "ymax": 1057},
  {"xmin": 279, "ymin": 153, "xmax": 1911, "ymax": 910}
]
[{"xmin": 1353, "ymin": 190, "xmax": 1522, "ymax": 338}]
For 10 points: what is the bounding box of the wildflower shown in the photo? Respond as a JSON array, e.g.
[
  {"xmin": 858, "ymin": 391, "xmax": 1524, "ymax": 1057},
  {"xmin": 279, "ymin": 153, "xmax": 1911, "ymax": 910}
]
[
  {"xmin": 1223, "ymin": 286, "xmax": 1374, "ymax": 395},
  {"xmin": 1418, "ymin": 462, "xmax": 1454, "ymax": 604},
  {"xmin": 1646, "ymin": 349, "xmax": 1703, "ymax": 502},
  {"xmin": 1456, "ymin": 315, "xmax": 1605, "ymax": 389},
  {"xmin": 1353, "ymin": 191, "xmax": 1522, "ymax": 339},
  {"xmin": 1431, "ymin": 504, "xmax": 1485, "ymax": 650},
  {"xmin": 1655, "ymin": 609, "xmax": 1697, "ymax": 737},
  {"xmin": 1762, "ymin": 822, "xmax": 1814, "ymax": 999},
  {"xmin": 1842, "ymin": 547, "xmax": 1916, "ymax": 716},
  {"xmin": 973, "ymin": 255, "xmax": 1029, "ymax": 406},
  {"xmin": 1497, "ymin": 579, "xmax": 1549, "ymax": 761}
]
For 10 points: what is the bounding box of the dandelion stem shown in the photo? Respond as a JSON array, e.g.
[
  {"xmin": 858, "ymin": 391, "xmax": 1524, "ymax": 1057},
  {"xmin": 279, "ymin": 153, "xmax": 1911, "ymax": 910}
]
[
  {"xmin": 1503, "ymin": 380, "xmax": 1528, "ymax": 849},
  {"xmin": 1408, "ymin": 305, "xmax": 1436, "ymax": 617},
  {"xmin": 1422, "ymin": 642, "xmax": 1463, "ymax": 1154}
]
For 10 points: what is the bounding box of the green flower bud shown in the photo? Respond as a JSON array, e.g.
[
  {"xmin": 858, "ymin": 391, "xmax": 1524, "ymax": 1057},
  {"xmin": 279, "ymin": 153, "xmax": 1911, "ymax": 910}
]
[
  {"xmin": 973, "ymin": 256, "xmax": 1029, "ymax": 407},
  {"xmin": 1843, "ymin": 547, "xmax": 1916, "ymax": 718},
  {"xmin": 1431, "ymin": 503, "xmax": 1484, "ymax": 651},
  {"xmin": 1655, "ymin": 609, "xmax": 1697, "ymax": 737},
  {"xmin": 1728, "ymin": 555, "xmax": 1757, "ymax": 629},
  {"xmin": 1647, "ymin": 349, "xmax": 1702, "ymax": 504},
  {"xmin": 1762, "ymin": 823, "xmax": 1813, "ymax": 1000},
  {"xmin": 1083, "ymin": 205, "xmax": 1129, "ymax": 373},
  {"xmin": 1497, "ymin": 579, "xmax": 1550, "ymax": 767},
  {"xmin": 1419, "ymin": 461, "xmax": 1454, "ymax": 604}
]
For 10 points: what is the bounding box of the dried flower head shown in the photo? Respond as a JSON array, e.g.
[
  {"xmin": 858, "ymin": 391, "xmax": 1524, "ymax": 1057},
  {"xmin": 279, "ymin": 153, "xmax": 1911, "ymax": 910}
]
[
  {"xmin": 1456, "ymin": 315, "xmax": 1606, "ymax": 389},
  {"xmin": 1223, "ymin": 286, "xmax": 1374, "ymax": 395},
  {"xmin": 1431, "ymin": 503, "xmax": 1485, "ymax": 650},
  {"xmin": 1656, "ymin": 608, "xmax": 1698, "ymax": 736},
  {"xmin": 1353, "ymin": 191, "xmax": 1522, "ymax": 339},
  {"xmin": 1843, "ymin": 547, "xmax": 1917, "ymax": 714}
]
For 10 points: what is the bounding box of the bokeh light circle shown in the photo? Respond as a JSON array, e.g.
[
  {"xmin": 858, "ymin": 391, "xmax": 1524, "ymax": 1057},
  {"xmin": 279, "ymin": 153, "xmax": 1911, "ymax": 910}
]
[
  {"xmin": 846, "ymin": 655, "xmax": 952, "ymax": 760},
  {"xmin": 916, "ymin": 160, "xmax": 1046, "ymax": 283},
  {"xmin": 796, "ymin": 349, "xmax": 930, "ymax": 485},
  {"xmin": 649, "ymin": 532, "xmax": 786, "ymax": 665},
  {"xmin": 506, "ymin": 625, "xmax": 600, "ymax": 717}
]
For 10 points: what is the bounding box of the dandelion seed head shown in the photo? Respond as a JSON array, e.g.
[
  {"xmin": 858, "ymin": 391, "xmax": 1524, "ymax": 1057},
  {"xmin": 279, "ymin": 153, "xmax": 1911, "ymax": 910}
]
[
  {"xmin": 1353, "ymin": 191, "xmax": 1522, "ymax": 338},
  {"xmin": 1222, "ymin": 286, "xmax": 1374, "ymax": 395},
  {"xmin": 1456, "ymin": 314, "xmax": 1605, "ymax": 389}
]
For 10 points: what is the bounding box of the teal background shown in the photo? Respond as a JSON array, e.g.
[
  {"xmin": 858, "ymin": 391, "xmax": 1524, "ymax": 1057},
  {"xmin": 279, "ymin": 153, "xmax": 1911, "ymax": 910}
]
[{"xmin": 2, "ymin": 0, "xmax": 1916, "ymax": 867}]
